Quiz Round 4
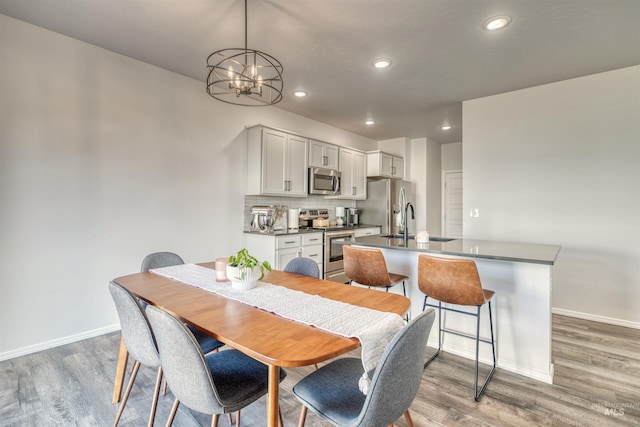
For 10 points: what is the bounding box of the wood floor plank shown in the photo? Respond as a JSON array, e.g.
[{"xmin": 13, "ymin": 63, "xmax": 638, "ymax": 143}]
[{"xmin": 1, "ymin": 314, "xmax": 639, "ymax": 426}]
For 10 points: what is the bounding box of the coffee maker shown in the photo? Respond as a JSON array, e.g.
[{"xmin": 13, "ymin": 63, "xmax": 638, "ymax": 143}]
[{"xmin": 345, "ymin": 208, "xmax": 359, "ymax": 226}]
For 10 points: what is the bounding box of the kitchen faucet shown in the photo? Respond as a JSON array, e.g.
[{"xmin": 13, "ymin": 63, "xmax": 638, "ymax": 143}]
[{"xmin": 404, "ymin": 202, "xmax": 414, "ymax": 243}]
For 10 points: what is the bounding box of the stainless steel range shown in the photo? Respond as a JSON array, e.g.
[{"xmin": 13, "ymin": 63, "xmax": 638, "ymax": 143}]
[
  {"xmin": 323, "ymin": 228, "xmax": 355, "ymax": 283},
  {"xmin": 298, "ymin": 208, "xmax": 355, "ymax": 283}
]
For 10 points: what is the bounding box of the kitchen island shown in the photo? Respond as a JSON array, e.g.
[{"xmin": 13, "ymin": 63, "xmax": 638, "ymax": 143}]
[{"xmin": 341, "ymin": 235, "xmax": 561, "ymax": 384}]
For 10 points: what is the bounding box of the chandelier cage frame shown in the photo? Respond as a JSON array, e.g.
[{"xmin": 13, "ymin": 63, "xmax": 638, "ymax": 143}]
[{"xmin": 206, "ymin": 0, "xmax": 284, "ymax": 106}]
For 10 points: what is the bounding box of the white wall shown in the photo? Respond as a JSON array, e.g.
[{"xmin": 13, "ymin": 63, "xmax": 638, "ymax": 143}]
[
  {"xmin": 409, "ymin": 138, "xmax": 427, "ymax": 231},
  {"xmin": 0, "ymin": 15, "xmax": 377, "ymax": 359},
  {"xmin": 463, "ymin": 66, "xmax": 640, "ymax": 327},
  {"xmin": 426, "ymin": 139, "xmax": 442, "ymax": 235},
  {"xmin": 441, "ymin": 141, "xmax": 462, "ymax": 171},
  {"xmin": 407, "ymin": 138, "xmax": 441, "ymax": 235}
]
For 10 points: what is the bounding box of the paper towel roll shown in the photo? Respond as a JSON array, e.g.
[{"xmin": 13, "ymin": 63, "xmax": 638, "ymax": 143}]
[
  {"xmin": 288, "ymin": 208, "xmax": 299, "ymax": 229},
  {"xmin": 336, "ymin": 206, "xmax": 345, "ymax": 217}
]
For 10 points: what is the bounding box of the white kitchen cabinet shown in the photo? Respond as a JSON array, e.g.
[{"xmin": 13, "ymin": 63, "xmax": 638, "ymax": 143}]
[
  {"xmin": 246, "ymin": 126, "xmax": 308, "ymax": 197},
  {"xmin": 309, "ymin": 140, "xmax": 339, "ymax": 169},
  {"xmin": 301, "ymin": 233, "xmax": 323, "ymax": 267},
  {"xmin": 354, "ymin": 227, "xmax": 381, "ymax": 237},
  {"xmin": 245, "ymin": 232, "xmax": 324, "ymax": 272},
  {"xmin": 366, "ymin": 151, "xmax": 404, "ymax": 179},
  {"xmin": 337, "ymin": 148, "xmax": 367, "ymax": 200}
]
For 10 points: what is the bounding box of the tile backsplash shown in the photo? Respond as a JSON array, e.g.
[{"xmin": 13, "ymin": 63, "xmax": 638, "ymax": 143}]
[{"xmin": 244, "ymin": 195, "xmax": 356, "ymax": 229}]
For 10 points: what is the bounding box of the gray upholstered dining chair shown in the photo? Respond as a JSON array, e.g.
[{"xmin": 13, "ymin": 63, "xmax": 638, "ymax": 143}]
[
  {"xmin": 145, "ymin": 304, "xmax": 287, "ymax": 427},
  {"xmin": 140, "ymin": 251, "xmax": 185, "ymax": 272},
  {"xmin": 284, "ymin": 257, "xmax": 320, "ymax": 278},
  {"xmin": 109, "ymin": 281, "xmax": 163, "ymax": 427},
  {"xmin": 293, "ymin": 308, "xmax": 436, "ymax": 427},
  {"xmin": 140, "ymin": 251, "xmax": 223, "ymax": 354}
]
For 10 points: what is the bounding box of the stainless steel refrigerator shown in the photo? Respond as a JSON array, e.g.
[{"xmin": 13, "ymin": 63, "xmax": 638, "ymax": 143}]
[{"xmin": 358, "ymin": 179, "xmax": 416, "ymax": 235}]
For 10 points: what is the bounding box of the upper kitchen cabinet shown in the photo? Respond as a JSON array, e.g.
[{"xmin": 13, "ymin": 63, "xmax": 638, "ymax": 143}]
[
  {"xmin": 337, "ymin": 148, "xmax": 367, "ymax": 200},
  {"xmin": 246, "ymin": 126, "xmax": 308, "ymax": 197},
  {"xmin": 309, "ymin": 140, "xmax": 339, "ymax": 169},
  {"xmin": 367, "ymin": 151, "xmax": 404, "ymax": 179}
]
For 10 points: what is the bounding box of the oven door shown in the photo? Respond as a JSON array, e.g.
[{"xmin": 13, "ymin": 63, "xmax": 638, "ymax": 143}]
[{"xmin": 324, "ymin": 230, "xmax": 354, "ymax": 273}]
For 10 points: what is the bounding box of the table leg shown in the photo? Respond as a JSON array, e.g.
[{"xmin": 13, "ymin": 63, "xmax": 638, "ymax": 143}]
[
  {"xmin": 267, "ymin": 365, "xmax": 280, "ymax": 427},
  {"xmin": 112, "ymin": 336, "xmax": 129, "ymax": 403}
]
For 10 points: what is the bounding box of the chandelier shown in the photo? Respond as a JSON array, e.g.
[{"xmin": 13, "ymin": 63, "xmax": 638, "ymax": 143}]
[{"xmin": 206, "ymin": 0, "xmax": 283, "ymax": 106}]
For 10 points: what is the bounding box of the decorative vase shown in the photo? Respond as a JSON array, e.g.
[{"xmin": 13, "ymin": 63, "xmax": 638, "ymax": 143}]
[{"xmin": 226, "ymin": 265, "xmax": 261, "ymax": 290}]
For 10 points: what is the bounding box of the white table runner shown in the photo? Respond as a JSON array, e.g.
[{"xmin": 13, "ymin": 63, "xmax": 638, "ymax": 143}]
[{"xmin": 150, "ymin": 263, "xmax": 406, "ymax": 394}]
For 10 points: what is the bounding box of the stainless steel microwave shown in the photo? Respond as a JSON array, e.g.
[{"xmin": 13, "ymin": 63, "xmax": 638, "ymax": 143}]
[{"xmin": 308, "ymin": 167, "xmax": 341, "ymax": 195}]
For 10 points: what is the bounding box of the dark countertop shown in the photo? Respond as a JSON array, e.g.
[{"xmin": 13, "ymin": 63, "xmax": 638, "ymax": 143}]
[
  {"xmin": 339, "ymin": 235, "xmax": 561, "ymax": 265},
  {"xmin": 243, "ymin": 224, "xmax": 382, "ymax": 236}
]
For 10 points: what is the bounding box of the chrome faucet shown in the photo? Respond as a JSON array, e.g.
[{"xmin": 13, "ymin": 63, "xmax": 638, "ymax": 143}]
[
  {"xmin": 398, "ymin": 187, "xmax": 406, "ymax": 234},
  {"xmin": 404, "ymin": 202, "xmax": 414, "ymax": 243}
]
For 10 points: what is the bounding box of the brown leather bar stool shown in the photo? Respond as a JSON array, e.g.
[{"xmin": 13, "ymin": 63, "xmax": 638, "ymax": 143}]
[
  {"xmin": 344, "ymin": 245, "xmax": 408, "ymax": 296},
  {"xmin": 344, "ymin": 246, "xmax": 410, "ymax": 322},
  {"xmin": 418, "ymin": 254, "xmax": 496, "ymax": 401}
]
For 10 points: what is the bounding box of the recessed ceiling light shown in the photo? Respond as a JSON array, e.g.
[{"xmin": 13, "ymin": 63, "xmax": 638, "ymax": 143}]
[
  {"xmin": 293, "ymin": 90, "xmax": 308, "ymax": 97},
  {"xmin": 365, "ymin": 119, "xmax": 376, "ymax": 125},
  {"xmin": 483, "ymin": 15, "xmax": 511, "ymax": 31},
  {"xmin": 441, "ymin": 124, "xmax": 452, "ymax": 131},
  {"xmin": 372, "ymin": 58, "xmax": 392, "ymax": 69}
]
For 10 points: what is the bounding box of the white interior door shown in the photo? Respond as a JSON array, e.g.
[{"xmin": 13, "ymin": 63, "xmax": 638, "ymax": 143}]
[{"xmin": 443, "ymin": 171, "xmax": 463, "ymax": 238}]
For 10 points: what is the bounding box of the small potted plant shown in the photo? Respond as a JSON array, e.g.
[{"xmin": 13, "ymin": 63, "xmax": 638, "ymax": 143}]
[{"xmin": 226, "ymin": 248, "xmax": 272, "ymax": 290}]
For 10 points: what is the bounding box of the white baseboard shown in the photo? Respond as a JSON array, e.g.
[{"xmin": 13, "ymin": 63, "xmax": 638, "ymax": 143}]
[
  {"xmin": 552, "ymin": 308, "xmax": 640, "ymax": 330},
  {"xmin": 426, "ymin": 339, "xmax": 554, "ymax": 384},
  {"xmin": 0, "ymin": 324, "xmax": 121, "ymax": 362}
]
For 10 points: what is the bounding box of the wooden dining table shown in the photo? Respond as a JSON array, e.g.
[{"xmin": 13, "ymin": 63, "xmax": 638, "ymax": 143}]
[{"xmin": 111, "ymin": 263, "xmax": 411, "ymax": 427}]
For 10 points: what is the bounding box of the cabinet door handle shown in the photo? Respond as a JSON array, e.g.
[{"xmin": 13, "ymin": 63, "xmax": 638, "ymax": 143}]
[
  {"xmin": 352, "ymin": 186, "xmax": 356, "ymax": 196},
  {"xmin": 323, "ymin": 155, "xmax": 328, "ymax": 166},
  {"xmin": 309, "ymin": 238, "xmax": 319, "ymax": 242},
  {"xmin": 392, "ymin": 166, "xmax": 396, "ymax": 175},
  {"xmin": 284, "ymin": 240, "xmax": 297, "ymax": 244}
]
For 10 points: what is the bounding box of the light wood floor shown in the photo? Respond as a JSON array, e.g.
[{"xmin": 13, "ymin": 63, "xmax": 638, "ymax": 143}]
[{"xmin": 1, "ymin": 315, "xmax": 639, "ymax": 426}]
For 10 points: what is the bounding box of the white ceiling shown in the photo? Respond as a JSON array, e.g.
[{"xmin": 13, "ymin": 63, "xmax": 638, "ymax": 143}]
[{"xmin": 1, "ymin": 0, "xmax": 639, "ymax": 143}]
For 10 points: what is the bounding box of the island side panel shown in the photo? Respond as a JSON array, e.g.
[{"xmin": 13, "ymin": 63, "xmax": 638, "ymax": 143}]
[{"xmin": 377, "ymin": 248, "xmax": 554, "ymax": 384}]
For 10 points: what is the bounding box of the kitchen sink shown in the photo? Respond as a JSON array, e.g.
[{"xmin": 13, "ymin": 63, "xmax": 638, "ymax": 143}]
[{"xmin": 382, "ymin": 234, "xmax": 455, "ymax": 242}]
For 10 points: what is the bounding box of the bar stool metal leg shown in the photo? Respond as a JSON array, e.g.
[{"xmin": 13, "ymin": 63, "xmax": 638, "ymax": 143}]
[
  {"xmin": 422, "ymin": 295, "xmax": 496, "ymax": 400},
  {"xmin": 474, "ymin": 300, "xmax": 497, "ymax": 401},
  {"xmin": 423, "ymin": 297, "xmax": 442, "ymax": 368}
]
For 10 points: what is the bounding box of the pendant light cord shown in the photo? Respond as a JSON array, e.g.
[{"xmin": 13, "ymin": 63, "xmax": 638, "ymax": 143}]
[{"xmin": 244, "ymin": 0, "xmax": 248, "ymax": 51}]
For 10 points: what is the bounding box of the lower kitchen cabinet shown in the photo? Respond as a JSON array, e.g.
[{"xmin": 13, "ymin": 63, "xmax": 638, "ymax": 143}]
[
  {"xmin": 245, "ymin": 232, "xmax": 324, "ymax": 274},
  {"xmin": 354, "ymin": 227, "xmax": 381, "ymax": 237}
]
